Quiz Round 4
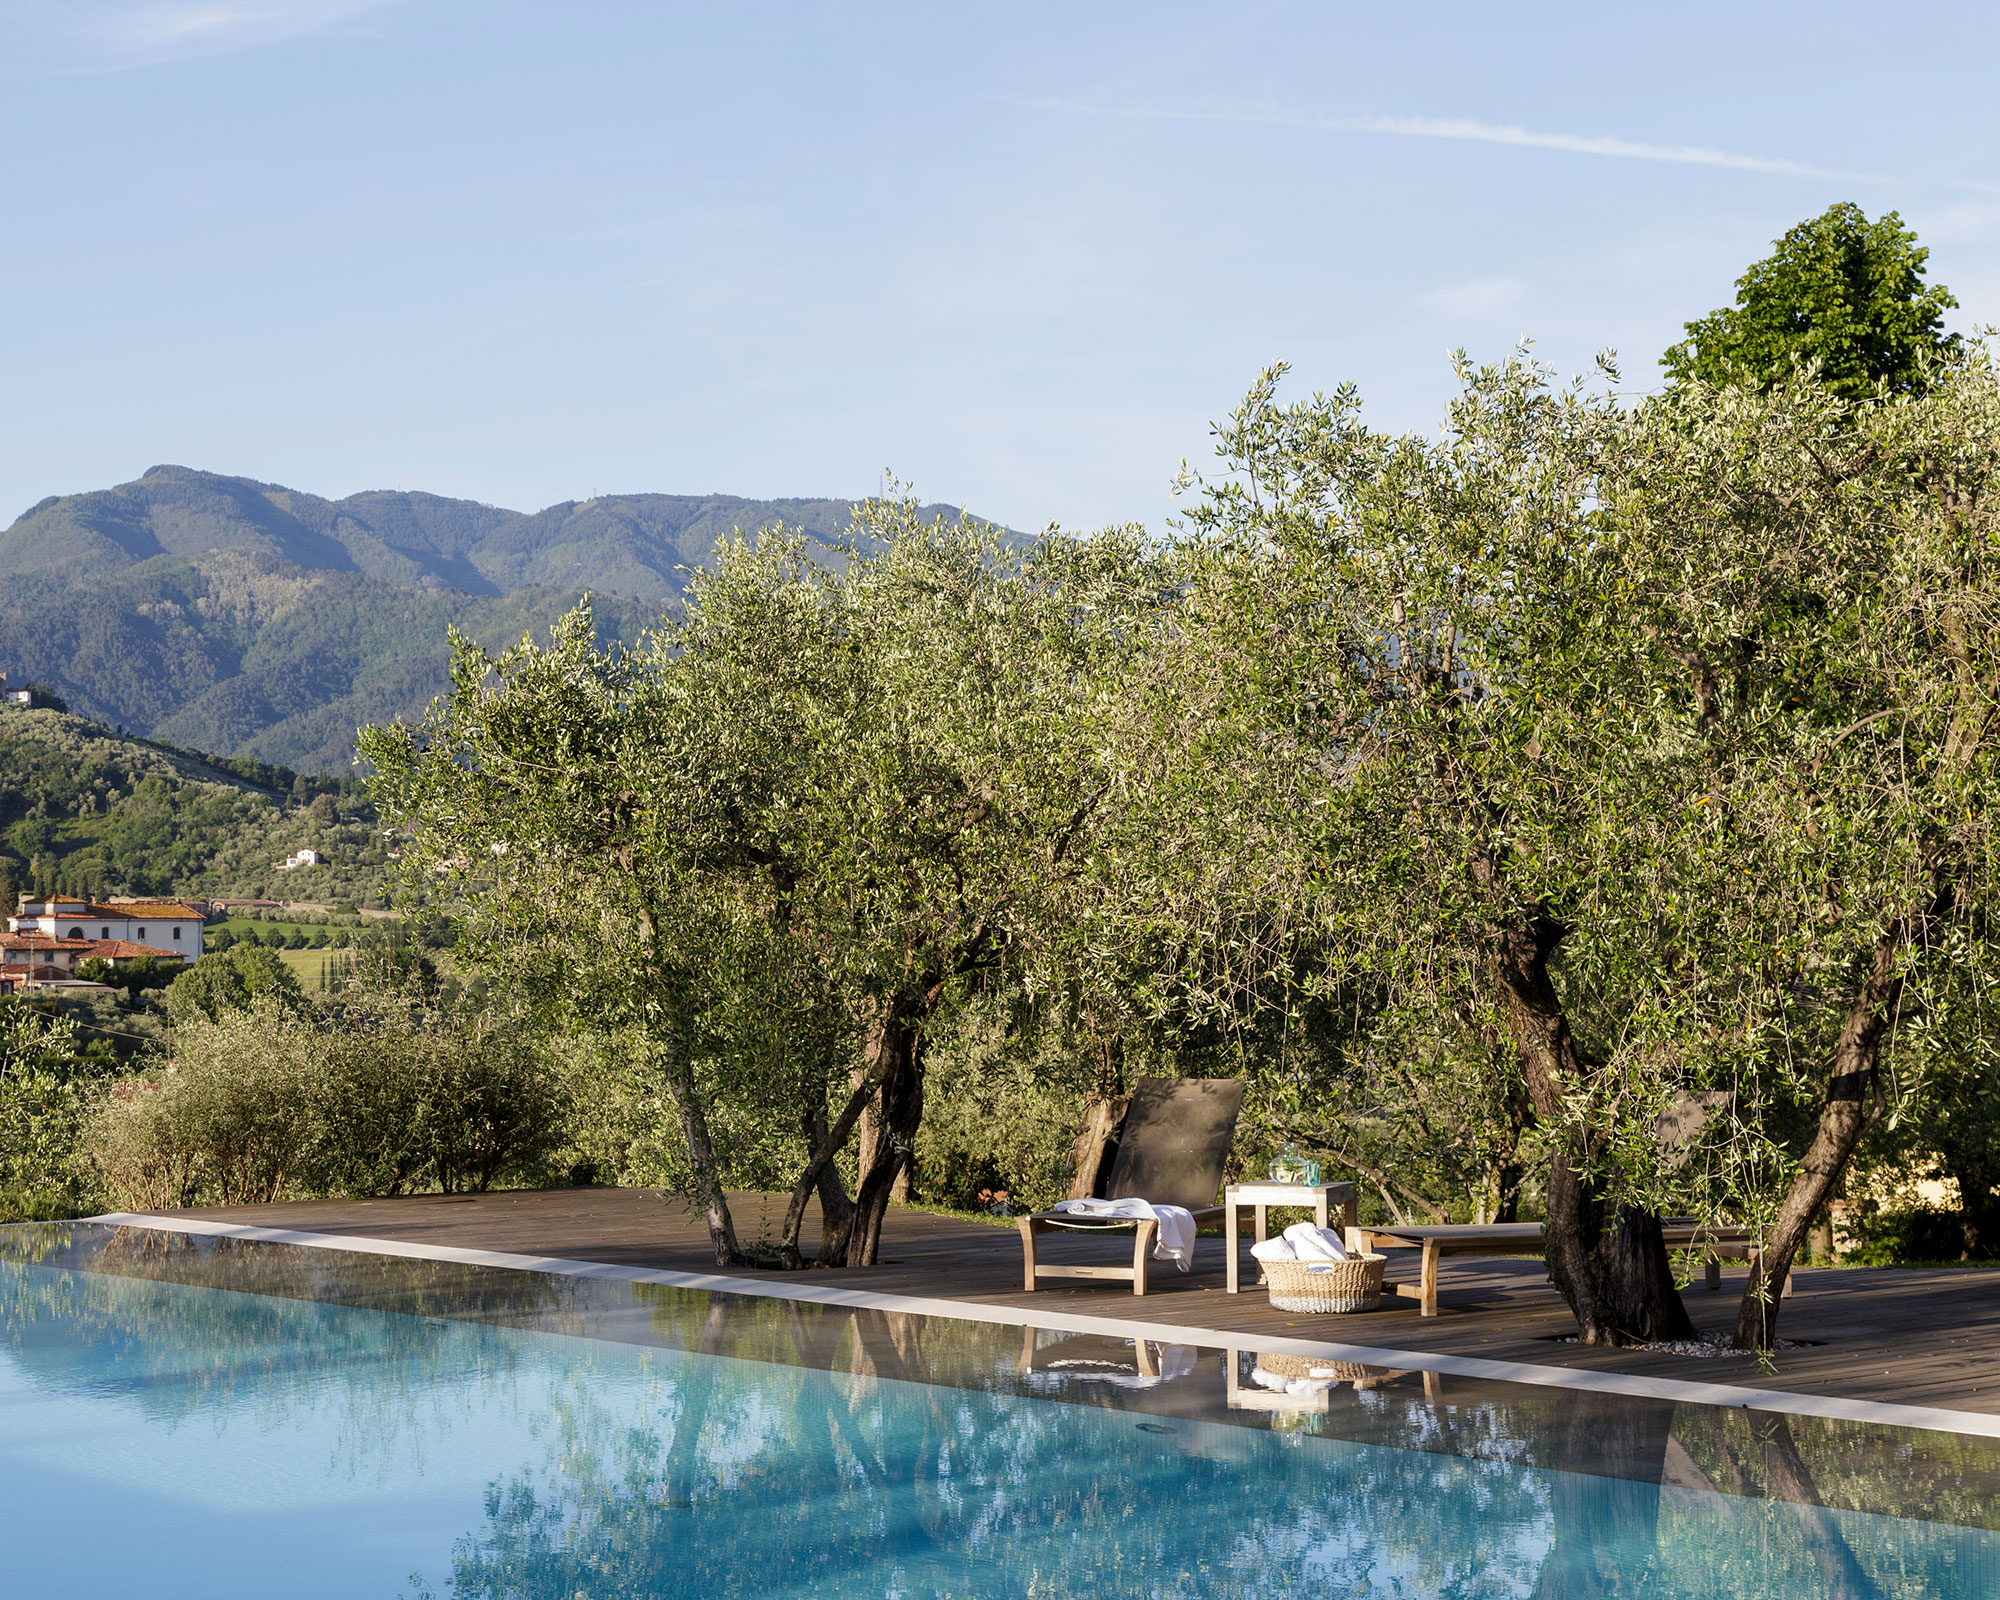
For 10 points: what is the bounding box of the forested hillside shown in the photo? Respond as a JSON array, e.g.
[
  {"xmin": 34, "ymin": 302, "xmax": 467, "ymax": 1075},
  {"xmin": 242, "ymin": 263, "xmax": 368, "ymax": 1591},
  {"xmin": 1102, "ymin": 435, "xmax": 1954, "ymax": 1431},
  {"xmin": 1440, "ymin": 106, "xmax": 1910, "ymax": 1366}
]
[
  {"xmin": 0, "ymin": 549, "xmax": 654, "ymax": 771},
  {"xmin": 0, "ymin": 707, "xmax": 389, "ymax": 903},
  {"xmin": 0, "ymin": 467, "xmax": 966, "ymax": 766}
]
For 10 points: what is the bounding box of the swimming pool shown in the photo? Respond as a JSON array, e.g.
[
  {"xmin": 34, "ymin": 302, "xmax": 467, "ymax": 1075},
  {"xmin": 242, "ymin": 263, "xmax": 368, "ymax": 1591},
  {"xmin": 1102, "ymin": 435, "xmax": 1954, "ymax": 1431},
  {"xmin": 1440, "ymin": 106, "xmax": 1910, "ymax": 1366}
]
[{"xmin": 2, "ymin": 1221, "xmax": 1994, "ymax": 1598}]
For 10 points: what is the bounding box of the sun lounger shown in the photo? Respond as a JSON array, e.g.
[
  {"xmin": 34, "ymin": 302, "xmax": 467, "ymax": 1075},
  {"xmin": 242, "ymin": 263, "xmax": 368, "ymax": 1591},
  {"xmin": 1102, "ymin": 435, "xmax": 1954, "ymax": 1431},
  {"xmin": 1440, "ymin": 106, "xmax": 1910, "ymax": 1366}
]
[
  {"xmin": 1017, "ymin": 1076, "xmax": 1243, "ymax": 1296},
  {"xmin": 1350, "ymin": 1218, "xmax": 1792, "ymax": 1318},
  {"xmin": 1660, "ymin": 1220, "xmax": 1792, "ymax": 1296},
  {"xmin": 1345, "ymin": 1222, "xmax": 1547, "ymax": 1317}
]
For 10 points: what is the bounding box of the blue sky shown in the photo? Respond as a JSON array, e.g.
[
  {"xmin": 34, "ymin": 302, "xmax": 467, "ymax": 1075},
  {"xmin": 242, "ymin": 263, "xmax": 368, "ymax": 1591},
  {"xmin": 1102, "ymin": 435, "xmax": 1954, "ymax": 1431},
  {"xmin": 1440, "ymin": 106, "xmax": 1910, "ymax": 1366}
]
[{"xmin": 2, "ymin": 1, "xmax": 1995, "ymax": 533}]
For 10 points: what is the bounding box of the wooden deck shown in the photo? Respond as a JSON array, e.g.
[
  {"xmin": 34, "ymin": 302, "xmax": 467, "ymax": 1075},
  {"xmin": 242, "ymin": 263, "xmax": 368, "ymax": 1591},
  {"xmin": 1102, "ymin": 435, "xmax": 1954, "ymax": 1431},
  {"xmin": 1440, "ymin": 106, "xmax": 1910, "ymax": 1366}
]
[{"xmin": 170, "ymin": 1184, "xmax": 2000, "ymax": 1418}]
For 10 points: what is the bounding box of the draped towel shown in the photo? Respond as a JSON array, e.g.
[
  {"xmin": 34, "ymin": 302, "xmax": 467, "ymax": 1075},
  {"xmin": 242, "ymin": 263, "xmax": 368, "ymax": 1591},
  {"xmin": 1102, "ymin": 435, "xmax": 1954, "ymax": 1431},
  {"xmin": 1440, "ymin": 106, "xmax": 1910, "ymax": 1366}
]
[{"xmin": 1051, "ymin": 1198, "xmax": 1198, "ymax": 1270}]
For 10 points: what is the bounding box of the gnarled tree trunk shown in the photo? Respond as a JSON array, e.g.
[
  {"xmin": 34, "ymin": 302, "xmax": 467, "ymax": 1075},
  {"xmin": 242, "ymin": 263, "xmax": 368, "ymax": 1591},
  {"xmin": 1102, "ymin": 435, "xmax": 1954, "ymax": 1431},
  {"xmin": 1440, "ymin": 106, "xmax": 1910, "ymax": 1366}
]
[
  {"xmin": 656, "ymin": 1030, "xmax": 744, "ymax": 1267},
  {"xmin": 1491, "ymin": 910, "xmax": 1696, "ymax": 1345},
  {"xmin": 1734, "ymin": 905, "xmax": 1933, "ymax": 1350},
  {"xmin": 779, "ymin": 1067, "xmax": 887, "ymax": 1269},
  {"xmin": 840, "ymin": 1008, "xmax": 925, "ymax": 1266}
]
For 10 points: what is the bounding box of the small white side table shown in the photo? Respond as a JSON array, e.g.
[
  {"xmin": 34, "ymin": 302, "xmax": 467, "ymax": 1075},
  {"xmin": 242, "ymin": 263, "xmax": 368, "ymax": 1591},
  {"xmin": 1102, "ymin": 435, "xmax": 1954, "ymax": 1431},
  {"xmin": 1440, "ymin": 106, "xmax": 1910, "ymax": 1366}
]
[{"xmin": 1224, "ymin": 1181, "xmax": 1359, "ymax": 1293}]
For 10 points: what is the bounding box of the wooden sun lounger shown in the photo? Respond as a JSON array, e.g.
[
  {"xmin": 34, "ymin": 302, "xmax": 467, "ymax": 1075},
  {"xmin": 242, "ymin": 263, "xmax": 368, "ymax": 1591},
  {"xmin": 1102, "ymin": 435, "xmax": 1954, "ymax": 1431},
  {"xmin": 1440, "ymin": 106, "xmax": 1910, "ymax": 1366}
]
[
  {"xmin": 1018, "ymin": 1205, "xmax": 1225, "ymax": 1297},
  {"xmin": 1018, "ymin": 1076, "xmax": 1242, "ymax": 1297},
  {"xmin": 1349, "ymin": 1219, "xmax": 1791, "ymax": 1318},
  {"xmin": 1346, "ymin": 1222, "xmax": 1546, "ymax": 1318},
  {"xmin": 1224, "ymin": 1349, "xmax": 1444, "ymax": 1413},
  {"xmin": 1660, "ymin": 1221, "xmax": 1793, "ymax": 1296}
]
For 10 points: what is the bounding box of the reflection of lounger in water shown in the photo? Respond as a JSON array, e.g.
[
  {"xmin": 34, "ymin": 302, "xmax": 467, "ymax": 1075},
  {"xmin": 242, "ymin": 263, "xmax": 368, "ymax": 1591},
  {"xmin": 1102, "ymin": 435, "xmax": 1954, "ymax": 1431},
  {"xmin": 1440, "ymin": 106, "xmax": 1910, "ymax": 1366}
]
[
  {"xmin": 1018, "ymin": 1330, "xmax": 1199, "ymax": 1387},
  {"xmin": 1227, "ymin": 1351, "xmax": 1443, "ymax": 1412}
]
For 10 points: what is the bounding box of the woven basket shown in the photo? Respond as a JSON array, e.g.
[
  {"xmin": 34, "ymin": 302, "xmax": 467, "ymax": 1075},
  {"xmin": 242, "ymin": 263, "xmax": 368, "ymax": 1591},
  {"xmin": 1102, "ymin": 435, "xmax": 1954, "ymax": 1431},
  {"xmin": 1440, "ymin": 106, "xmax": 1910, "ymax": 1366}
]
[
  {"xmin": 1264, "ymin": 1253, "xmax": 1386, "ymax": 1313},
  {"xmin": 1254, "ymin": 1352, "xmax": 1370, "ymax": 1382}
]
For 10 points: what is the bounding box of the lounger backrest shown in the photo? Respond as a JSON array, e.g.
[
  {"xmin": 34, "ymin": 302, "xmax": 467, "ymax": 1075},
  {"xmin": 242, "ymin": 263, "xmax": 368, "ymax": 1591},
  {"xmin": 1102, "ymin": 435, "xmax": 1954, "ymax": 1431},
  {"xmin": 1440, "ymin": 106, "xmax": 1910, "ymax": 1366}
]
[{"xmin": 1104, "ymin": 1076, "xmax": 1242, "ymax": 1213}]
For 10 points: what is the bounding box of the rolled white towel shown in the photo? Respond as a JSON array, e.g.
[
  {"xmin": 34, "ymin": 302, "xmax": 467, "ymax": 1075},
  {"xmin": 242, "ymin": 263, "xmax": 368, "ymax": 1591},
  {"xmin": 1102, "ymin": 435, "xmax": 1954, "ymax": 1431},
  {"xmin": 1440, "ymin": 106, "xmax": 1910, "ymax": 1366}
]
[
  {"xmin": 1282, "ymin": 1221, "xmax": 1349, "ymax": 1261},
  {"xmin": 1248, "ymin": 1237, "xmax": 1298, "ymax": 1263}
]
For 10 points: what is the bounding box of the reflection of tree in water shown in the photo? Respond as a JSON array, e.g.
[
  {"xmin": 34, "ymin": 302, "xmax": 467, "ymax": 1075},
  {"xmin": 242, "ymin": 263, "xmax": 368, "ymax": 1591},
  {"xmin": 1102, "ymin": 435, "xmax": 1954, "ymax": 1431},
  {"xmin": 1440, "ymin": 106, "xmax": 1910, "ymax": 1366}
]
[
  {"xmin": 444, "ymin": 1316, "xmax": 1556, "ymax": 1600},
  {"xmin": 4, "ymin": 1227, "xmax": 1990, "ymax": 1596},
  {"xmin": 0, "ymin": 1225, "xmax": 557, "ymax": 1484},
  {"xmin": 441, "ymin": 1330, "xmax": 1994, "ymax": 1600}
]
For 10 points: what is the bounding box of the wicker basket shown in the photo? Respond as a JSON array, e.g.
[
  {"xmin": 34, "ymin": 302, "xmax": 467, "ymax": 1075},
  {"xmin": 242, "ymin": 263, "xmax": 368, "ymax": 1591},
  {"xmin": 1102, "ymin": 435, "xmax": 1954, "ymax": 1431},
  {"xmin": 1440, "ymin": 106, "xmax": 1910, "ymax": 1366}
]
[
  {"xmin": 1253, "ymin": 1352, "xmax": 1371, "ymax": 1382},
  {"xmin": 1264, "ymin": 1253, "xmax": 1386, "ymax": 1313}
]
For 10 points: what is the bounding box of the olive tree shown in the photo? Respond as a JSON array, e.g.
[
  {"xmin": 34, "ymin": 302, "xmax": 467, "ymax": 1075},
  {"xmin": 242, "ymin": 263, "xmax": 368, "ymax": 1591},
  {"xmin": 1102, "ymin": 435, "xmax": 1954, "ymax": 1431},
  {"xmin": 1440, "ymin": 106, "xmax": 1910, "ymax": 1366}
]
[
  {"xmin": 1185, "ymin": 345, "xmax": 2000, "ymax": 1349},
  {"xmin": 1180, "ymin": 353, "xmax": 1711, "ymax": 1344},
  {"xmin": 1601, "ymin": 357, "xmax": 2000, "ymax": 1346},
  {"xmin": 363, "ymin": 500, "xmax": 1194, "ymax": 1269},
  {"xmin": 360, "ymin": 590, "xmax": 800, "ymax": 1265},
  {"xmin": 675, "ymin": 503, "xmax": 1198, "ymax": 1267}
]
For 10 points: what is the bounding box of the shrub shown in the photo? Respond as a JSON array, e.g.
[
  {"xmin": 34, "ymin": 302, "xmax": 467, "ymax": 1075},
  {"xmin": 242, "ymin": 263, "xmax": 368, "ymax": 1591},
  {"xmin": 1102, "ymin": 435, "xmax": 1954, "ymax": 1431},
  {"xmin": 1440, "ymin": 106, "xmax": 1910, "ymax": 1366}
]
[
  {"xmin": 76, "ymin": 954, "xmax": 177, "ymax": 995},
  {"xmin": 90, "ymin": 1007, "xmax": 321, "ymax": 1208},
  {"xmin": 912, "ymin": 1001, "xmax": 1097, "ymax": 1214},
  {"xmin": 88, "ymin": 1001, "xmax": 569, "ymax": 1208},
  {"xmin": 309, "ymin": 1009, "xmax": 570, "ymax": 1195},
  {"xmin": 1839, "ymin": 1206, "xmax": 1992, "ymax": 1266},
  {"xmin": 166, "ymin": 943, "xmax": 303, "ymax": 1025},
  {"xmin": 0, "ymin": 1001, "xmax": 111, "ymax": 1220}
]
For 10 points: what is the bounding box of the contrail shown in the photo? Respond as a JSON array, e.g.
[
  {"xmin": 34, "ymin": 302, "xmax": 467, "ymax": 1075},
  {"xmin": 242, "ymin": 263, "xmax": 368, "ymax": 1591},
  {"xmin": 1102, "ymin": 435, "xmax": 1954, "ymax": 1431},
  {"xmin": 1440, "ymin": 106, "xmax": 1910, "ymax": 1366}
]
[{"xmin": 1019, "ymin": 97, "xmax": 1888, "ymax": 184}]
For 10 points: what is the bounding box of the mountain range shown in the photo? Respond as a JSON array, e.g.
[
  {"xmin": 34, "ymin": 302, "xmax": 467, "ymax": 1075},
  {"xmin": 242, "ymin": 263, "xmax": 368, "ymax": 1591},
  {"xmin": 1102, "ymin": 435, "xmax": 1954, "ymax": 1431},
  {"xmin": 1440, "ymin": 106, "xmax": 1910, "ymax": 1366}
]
[{"xmin": 0, "ymin": 467, "xmax": 963, "ymax": 772}]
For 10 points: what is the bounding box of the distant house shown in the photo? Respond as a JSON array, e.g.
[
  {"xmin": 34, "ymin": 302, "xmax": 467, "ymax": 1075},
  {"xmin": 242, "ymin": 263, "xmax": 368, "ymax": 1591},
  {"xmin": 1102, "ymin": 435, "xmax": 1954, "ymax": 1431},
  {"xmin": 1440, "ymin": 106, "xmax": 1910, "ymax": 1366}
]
[
  {"xmin": 0, "ymin": 672, "xmax": 57, "ymax": 709},
  {"xmin": 275, "ymin": 848, "xmax": 327, "ymax": 871},
  {"xmin": 0, "ymin": 934, "xmax": 185, "ymax": 987},
  {"xmin": 8, "ymin": 897, "xmax": 205, "ymax": 958}
]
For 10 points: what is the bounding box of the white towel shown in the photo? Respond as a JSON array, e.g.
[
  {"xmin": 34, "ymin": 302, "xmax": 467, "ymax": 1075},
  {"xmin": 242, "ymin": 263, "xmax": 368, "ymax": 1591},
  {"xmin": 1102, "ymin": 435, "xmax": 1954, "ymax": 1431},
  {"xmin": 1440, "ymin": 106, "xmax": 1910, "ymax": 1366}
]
[
  {"xmin": 1283, "ymin": 1221, "xmax": 1349, "ymax": 1261},
  {"xmin": 1251, "ymin": 1366, "xmax": 1333, "ymax": 1398},
  {"xmin": 1052, "ymin": 1198, "xmax": 1198, "ymax": 1270},
  {"xmin": 1249, "ymin": 1237, "xmax": 1298, "ymax": 1263},
  {"xmin": 1052, "ymin": 1343, "xmax": 1198, "ymax": 1389}
]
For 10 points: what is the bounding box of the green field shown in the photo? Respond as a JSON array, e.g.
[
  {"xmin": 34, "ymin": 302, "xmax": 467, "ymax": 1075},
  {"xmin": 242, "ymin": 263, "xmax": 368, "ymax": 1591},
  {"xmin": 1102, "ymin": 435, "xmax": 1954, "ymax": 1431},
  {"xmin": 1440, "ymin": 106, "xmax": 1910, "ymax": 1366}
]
[
  {"xmin": 207, "ymin": 915, "xmax": 350, "ymax": 943},
  {"xmin": 276, "ymin": 947, "xmax": 344, "ymax": 988}
]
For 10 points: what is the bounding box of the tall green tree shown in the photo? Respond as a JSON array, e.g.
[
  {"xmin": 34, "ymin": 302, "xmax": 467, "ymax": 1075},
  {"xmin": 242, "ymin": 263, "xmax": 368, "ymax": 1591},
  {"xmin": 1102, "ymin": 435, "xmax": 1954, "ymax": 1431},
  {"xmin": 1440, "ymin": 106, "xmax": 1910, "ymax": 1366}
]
[
  {"xmin": 1603, "ymin": 357, "xmax": 2000, "ymax": 1347},
  {"xmin": 1663, "ymin": 202, "xmax": 1960, "ymax": 400},
  {"xmin": 364, "ymin": 501, "xmax": 1196, "ymax": 1268},
  {"xmin": 1182, "ymin": 353, "xmax": 1712, "ymax": 1344},
  {"xmin": 1187, "ymin": 346, "xmax": 2000, "ymax": 1349},
  {"xmin": 165, "ymin": 942, "xmax": 304, "ymax": 1025},
  {"xmin": 361, "ymin": 596, "xmax": 793, "ymax": 1265}
]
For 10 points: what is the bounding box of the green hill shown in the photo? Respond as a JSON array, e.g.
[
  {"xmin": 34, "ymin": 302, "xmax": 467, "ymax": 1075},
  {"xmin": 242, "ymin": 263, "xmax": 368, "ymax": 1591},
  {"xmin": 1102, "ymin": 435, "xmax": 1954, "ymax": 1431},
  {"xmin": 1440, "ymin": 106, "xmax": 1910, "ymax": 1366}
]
[
  {"xmin": 0, "ymin": 707, "xmax": 390, "ymax": 903},
  {"xmin": 0, "ymin": 549, "xmax": 655, "ymax": 772},
  {"xmin": 0, "ymin": 466, "xmax": 952, "ymax": 603},
  {"xmin": 0, "ymin": 468, "xmax": 967, "ymax": 767}
]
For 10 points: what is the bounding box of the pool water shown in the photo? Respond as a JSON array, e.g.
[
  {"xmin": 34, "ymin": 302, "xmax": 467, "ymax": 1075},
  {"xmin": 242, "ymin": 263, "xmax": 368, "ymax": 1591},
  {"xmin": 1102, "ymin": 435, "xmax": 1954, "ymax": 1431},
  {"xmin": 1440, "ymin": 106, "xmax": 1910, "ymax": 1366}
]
[{"xmin": 1, "ymin": 1223, "xmax": 1994, "ymax": 1598}]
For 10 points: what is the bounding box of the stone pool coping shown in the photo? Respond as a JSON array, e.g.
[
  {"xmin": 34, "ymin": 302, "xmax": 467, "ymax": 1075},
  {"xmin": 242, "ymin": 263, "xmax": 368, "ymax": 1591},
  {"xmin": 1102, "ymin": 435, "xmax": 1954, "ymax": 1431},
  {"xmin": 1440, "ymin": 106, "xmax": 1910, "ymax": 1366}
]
[{"xmin": 91, "ymin": 1210, "xmax": 2000, "ymax": 1442}]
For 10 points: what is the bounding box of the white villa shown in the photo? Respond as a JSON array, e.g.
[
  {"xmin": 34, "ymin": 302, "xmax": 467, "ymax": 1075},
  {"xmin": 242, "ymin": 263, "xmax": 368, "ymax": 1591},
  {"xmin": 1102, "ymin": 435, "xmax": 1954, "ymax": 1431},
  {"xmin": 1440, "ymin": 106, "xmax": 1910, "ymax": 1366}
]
[{"xmin": 9, "ymin": 896, "xmax": 206, "ymax": 953}]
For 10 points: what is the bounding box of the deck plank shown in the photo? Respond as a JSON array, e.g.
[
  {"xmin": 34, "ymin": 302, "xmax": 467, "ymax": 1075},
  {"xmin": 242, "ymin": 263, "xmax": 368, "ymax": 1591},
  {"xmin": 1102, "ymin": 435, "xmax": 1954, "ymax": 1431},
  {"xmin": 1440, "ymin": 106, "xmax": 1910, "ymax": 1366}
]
[{"xmin": 168, "ymin": 1186, "xmax": 2000, "ymax": 1417}]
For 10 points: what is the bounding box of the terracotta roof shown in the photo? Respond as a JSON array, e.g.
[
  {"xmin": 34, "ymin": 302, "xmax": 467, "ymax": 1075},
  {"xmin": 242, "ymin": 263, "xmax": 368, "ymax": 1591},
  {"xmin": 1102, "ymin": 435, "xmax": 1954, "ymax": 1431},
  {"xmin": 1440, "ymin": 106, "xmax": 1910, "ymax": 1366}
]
[
  {"xmin": 88, "ymin": 939, "xmax": 184, "ymax": 960},
  {"xmin": 97, "ymin": 900, "xmax": 208, "ymax": 920},
  {"xmin": 0, "ymin": 935, "xmax": 186, "ymax": 960}
]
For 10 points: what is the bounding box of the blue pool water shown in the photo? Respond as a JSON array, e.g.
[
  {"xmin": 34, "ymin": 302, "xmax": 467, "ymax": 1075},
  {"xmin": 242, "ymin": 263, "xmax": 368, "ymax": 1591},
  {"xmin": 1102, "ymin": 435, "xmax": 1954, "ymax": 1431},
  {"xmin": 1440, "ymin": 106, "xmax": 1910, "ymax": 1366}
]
[{"xmin": 1, "ymin": 1224, "xmax": 1995, "ymax": 1598}]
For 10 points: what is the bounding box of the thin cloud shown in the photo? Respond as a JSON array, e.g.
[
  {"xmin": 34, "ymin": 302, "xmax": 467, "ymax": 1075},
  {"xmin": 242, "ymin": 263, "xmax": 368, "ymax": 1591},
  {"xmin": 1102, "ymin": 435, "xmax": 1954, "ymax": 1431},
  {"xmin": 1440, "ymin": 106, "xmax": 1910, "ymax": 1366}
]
[
  {"xmin": 1307, "ymin": 110, "xmax": 1879, "ymax": 181},
  {"xmin": 0, "ymin": 1, "xmax": 397, "ymax": 74},
  {"xmin": 1022, "ymin": 96, "xmax": 1890, "ymax": 185}
]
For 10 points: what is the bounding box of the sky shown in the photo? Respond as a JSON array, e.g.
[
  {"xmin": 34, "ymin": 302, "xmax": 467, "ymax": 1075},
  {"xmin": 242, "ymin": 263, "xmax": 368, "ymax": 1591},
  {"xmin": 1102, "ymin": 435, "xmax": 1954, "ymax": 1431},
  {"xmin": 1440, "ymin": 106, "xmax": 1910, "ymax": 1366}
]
[{"xmin": 2, "ymin": 1, "xmax": 1996, "ymax": 533}]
